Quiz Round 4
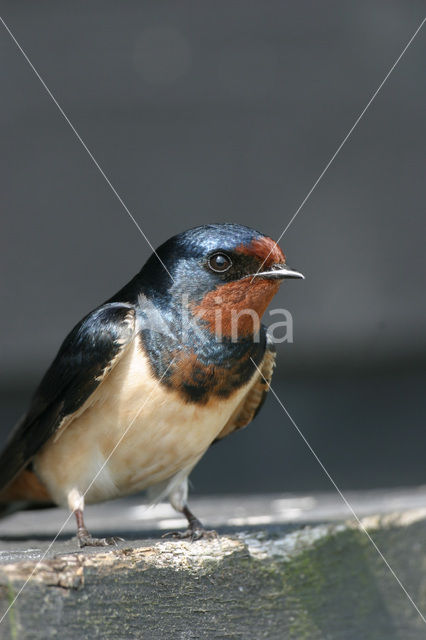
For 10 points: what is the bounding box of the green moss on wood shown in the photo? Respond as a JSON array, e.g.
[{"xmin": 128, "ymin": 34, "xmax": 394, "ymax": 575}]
[{"xmin": 1, "ymin": 517, "xmax": 426, "ymax": 639}]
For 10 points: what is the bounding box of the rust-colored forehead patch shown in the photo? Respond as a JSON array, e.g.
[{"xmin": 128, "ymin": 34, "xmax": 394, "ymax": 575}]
[{"xmin": 236, "ymin": 236, "xmax": 285, "ymax": 266}]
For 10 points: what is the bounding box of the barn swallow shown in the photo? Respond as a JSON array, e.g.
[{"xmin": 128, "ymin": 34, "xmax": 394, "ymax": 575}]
[{"xmin": 0, "ymin": 223, "xmax": 303, "ymax": 546}]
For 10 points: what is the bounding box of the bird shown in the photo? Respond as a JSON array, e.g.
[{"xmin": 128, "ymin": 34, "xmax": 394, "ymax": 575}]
[{"xmin": 0, "ymin": 223, "xmax": 304, "ymax": 546}]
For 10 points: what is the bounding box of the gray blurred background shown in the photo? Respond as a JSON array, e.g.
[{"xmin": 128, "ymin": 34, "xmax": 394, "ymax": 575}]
[{"xmin": 0, "ymin": 1, "xmax": 425, "ymax": 495}]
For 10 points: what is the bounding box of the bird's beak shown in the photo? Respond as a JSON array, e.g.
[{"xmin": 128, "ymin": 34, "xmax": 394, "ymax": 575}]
[{"xmin": 253, "ymin": 263, "xmax": 305, "ymax": 280}]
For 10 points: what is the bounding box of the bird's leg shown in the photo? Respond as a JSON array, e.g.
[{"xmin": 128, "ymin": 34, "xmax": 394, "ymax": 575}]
[
  {"xmin": 162, "ymin": 478, "xmax": 217, "ymax": 541},
  {"xmin": 182, "ymin": 504, "xmax": 212, "ymax": 540},
  {"xmin": 68, "ymin": 489, "xmax": 123, "ymax": 548},
  {"xmin": 74, "ymin": 508, "xmax": 123, "ymax": 547},
  {"xmin": 163, "ymin": 503, "xmax": 214, "ymax": 541}
]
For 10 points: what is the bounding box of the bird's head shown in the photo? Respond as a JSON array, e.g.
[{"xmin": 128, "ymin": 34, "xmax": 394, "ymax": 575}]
[{"xmin": 141, "ymin": 223, "xmax": 304, "ymax": 340}]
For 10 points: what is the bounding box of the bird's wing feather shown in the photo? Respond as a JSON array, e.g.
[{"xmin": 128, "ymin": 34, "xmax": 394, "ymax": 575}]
[
  {"xmin": 213, "ymin": 336, "xmax": 276, "ymax": 443},
  {"xmin": 0, "ymin": 302, "xmax": 135, "ymax": 491}
]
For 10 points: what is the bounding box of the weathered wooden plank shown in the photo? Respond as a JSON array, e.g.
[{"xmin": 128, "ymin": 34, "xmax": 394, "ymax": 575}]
[{"xmin": 1, "ymin": 511, "xmax": 426, "ymax": 639}]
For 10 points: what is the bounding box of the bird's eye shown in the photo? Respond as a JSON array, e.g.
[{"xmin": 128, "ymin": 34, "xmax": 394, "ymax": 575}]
[{"xmin": 208, "ymin": 252, "xmax": 232, "ymax": 273}]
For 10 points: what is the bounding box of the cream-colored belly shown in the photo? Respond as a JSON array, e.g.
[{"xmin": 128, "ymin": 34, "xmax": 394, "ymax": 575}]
[{"xmin": 34, "ymin": 339, "xmax": 254, "ymax": 507}]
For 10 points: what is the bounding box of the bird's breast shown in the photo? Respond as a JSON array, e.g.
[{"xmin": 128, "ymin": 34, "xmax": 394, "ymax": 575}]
[{"xmin": 34, "ymin": 336, "xmax": 256, "ymax": 506}]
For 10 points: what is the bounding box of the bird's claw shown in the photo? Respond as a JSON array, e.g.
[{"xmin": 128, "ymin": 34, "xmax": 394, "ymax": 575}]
[
  {"xmin": 162, "ymin": 527, "xmax": 218, "ymax": 542},
  {"xmin": 77, "ymin": 529, "xmax": 124, "ymax": 548}
]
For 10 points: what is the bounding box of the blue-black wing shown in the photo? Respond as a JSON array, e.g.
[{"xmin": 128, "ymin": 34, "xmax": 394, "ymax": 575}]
[{"xmin": 0, "ymin": 302, "xmax": 135, "ymax": 491}]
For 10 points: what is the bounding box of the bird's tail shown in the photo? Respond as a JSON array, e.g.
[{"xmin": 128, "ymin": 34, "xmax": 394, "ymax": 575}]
[{"xmin": 0, "ymin": 469, "xmax": 53, "ymax": 519}]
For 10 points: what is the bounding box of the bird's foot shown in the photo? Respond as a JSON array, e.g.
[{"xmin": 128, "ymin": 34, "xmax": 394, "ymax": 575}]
[
  {"xmin": 163, "ymin": 519, "xmax": 217, "ymax": 542},
  {"xmin": 77, "ymin": 528, "xmax": 124, "ymax": 548}
]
